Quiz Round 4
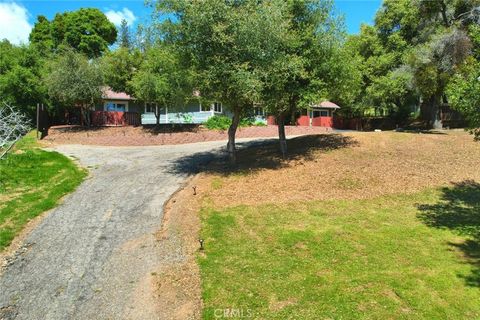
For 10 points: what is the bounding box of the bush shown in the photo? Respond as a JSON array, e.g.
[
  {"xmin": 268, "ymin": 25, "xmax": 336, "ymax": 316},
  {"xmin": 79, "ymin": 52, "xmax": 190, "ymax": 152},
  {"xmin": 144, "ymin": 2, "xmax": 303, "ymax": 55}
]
[
  {"xmin": 205, "ymin": 115, "xmax": 267, "ymax": 130},
  {"xmin": 204, "ymin": 115, "xmax": 232, "ymax": 130}
]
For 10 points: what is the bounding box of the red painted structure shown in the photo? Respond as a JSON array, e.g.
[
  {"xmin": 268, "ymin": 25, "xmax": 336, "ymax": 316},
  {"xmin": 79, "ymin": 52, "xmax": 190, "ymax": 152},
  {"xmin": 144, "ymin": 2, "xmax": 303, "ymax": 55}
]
[
  {"xmin": 311, "ymin": 116, "xmax": 333, "ymax": 127},
  {"xmin": 91, "ymin": 111, "xmax": 141, "ymax": 126},
  {"xmin": 297, "ymin": 101, "xmax": 340, "ymax": 128},
  {"xmin": 297, "ymin": 115, "xmax": 310, "ymax": 126}
]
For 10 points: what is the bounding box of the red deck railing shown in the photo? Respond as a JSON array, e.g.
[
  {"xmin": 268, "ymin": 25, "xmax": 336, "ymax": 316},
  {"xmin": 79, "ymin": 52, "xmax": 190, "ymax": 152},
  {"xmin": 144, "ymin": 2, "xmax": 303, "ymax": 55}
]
[{"xmin": 91, "ymin": 111, "xmax": 141, "ymax": 126}]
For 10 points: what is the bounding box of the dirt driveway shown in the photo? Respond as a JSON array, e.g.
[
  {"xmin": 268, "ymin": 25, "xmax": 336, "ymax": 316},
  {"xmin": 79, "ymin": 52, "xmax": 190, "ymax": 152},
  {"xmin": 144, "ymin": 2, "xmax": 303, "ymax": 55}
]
[{"xmin": 0, "ymin": 139, "xmax": 257, "ymax": 320}]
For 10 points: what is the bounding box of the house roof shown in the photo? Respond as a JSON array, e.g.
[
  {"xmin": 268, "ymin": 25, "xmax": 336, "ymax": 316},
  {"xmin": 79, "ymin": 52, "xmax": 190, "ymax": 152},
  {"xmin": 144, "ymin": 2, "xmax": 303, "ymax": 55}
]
[
  {"xmin": 313, "ymin": 101, "xmax": 340, "ymax": 109},
  {"xmin": 102, "ymin": 88, "xmax": 134, "ymax": 101}
]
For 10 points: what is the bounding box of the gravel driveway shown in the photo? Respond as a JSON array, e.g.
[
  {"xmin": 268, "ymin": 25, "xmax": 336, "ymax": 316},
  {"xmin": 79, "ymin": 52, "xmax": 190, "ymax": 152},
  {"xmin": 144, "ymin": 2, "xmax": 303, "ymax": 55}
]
[{"xmin": 0, "ymin": 139, "xmax": 256, "ymax": 320}]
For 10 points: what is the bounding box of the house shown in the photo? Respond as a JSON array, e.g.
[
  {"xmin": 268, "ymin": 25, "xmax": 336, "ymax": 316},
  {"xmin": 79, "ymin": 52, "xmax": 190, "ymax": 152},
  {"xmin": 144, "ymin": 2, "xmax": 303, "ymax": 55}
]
[{"xmin": 94, "ymin": 88, "xmax": 268, "ymax": 126}]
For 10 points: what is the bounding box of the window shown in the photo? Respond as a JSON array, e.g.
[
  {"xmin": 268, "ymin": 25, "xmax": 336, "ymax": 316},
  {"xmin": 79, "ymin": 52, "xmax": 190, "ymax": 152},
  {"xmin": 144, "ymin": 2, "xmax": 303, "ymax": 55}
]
[
  {"xmin": 200, "ymin": 103, "xmax": 211, "ymax": 112},
  {"xmin": 105, "ymin": 102, "xmax": 127, "ymax": 112},
  {"xmin": 145, "ymin": 103, "xmax": 157, "ymax": 113},
  {"xmin": 213, "ymin": 102, "xmax": 222, "ymax": 113},
  {"xmin": 320, "ymin": 110, "xmax": 329, "ymax": 117},
  {"xmin": 254, "ymin": 107, "xmax": 264, "ymax": 116}
]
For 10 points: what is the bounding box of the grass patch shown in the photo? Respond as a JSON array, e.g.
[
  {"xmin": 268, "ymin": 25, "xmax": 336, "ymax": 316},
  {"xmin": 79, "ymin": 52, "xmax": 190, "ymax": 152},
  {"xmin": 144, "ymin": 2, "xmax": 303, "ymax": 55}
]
[
  {"xmin": 199, "ymin": 187, "xmax": 480, "ymax": 319},
  {"xmin": 0, "ymin": 132, "xmax": 86, "ymax": 251}
]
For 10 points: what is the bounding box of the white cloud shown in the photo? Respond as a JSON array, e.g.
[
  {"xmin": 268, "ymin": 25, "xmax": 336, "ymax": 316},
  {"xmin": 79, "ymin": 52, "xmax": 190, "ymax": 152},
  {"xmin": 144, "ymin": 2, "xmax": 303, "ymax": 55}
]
[
  {"xmin": 0, "ymin": 2, "xmax": 32, "ymax": 45},
  {"xmin": 105, "ymin": 8, "xmax": 136, "ymax": 27}
]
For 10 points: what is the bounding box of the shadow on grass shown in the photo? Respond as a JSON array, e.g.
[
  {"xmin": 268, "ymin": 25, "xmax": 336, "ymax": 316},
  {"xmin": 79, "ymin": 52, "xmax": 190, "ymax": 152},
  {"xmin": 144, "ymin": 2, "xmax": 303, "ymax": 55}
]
[
  {"xmin": 396, "ymin": 129, "xmax": 447, "ymax": 135},
  {"xmin": 172, "ymin": 134, "xmax": 357, "ymax": 175},
  {"xmin": 417, "ymin": 180, "xmax": 480, "ymax": 287}
]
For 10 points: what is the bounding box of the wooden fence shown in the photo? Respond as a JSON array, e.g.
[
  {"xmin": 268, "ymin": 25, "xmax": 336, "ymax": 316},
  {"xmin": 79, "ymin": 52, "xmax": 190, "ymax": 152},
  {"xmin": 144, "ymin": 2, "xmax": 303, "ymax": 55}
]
[{"xmin": 91, "ymin": 111, "xmax": 141, "ymax": 127}]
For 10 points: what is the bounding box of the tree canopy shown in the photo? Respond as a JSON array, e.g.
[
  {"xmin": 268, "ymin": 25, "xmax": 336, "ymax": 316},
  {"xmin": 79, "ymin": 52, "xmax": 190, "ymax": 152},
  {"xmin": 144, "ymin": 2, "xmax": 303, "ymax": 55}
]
[
  {"xmin": 29, "ymin": 8, "xmax": 117, "ymax": 58},
  {"xmin": 45, "ymin": 48, "xmax": 104, "ymax": 125},
  {"xmin": 156, "ymin": 0, "xmax": 291, "ymax": 161}
]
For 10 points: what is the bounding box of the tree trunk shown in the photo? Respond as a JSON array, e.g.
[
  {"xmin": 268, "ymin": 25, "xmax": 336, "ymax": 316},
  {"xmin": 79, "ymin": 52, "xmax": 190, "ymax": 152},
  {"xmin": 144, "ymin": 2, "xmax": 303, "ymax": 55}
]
[
  {"xmin": 422, "ymin": 94, "xmax": 443, "ymax": 129},
  {"xmin": 154, "ymin": 104, "xmax": 160, "ymax": 126},
  {"xmin": 278, "ymin": 112, "xmax": 287, "ymax": 157},
  {"xmin": 431, "ymin": 94, "xmax": 443, "ymax": 130},
  {"xmin": 440, "ymin": 1, "xmax": 449, "ymax": 27},
  {"xmin": 289, "ymin": 96, "xmax": 298, "ymax": 126},
  {"xmin": 81, "ymin": 105, "xmax": 91, "ymax": 127},
  {"xmin": 227, "ymin": 108, "xmax": 241, "ymax": 165}
]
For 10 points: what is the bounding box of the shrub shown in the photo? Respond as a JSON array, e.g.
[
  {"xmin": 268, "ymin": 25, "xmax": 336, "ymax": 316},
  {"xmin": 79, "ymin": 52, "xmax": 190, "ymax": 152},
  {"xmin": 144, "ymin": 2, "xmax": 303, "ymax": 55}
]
[
  {"xmin": 204, "ymin": 115, "xmax": 232, "ymax": 130},
  {"xmin": 204, "ymin": 115, "xmax": 265, "ymax": 130}
]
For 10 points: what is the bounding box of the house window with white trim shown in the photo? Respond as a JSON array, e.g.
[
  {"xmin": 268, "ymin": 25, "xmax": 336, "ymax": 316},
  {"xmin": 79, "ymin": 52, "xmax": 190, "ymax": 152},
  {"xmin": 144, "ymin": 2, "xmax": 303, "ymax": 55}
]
[
  {"xmin": 320, "ymin": 110, "xmax": 329, "ymax": 117},
  {"xmin": 145, "ymin": 103, "xmax": 157, "ymax": 113},
  {"xmin": 213, "ymin": 102, "xmax": 222, "ymax": 113}
]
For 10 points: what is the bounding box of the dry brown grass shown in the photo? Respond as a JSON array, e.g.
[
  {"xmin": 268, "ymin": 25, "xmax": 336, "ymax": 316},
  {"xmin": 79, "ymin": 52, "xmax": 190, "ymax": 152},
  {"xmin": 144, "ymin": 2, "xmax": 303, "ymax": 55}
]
[
  {"xmin": 151, "ymin": 175, "xmax": 204, "ymax": 320},
  {"xmin": 201, "ymin": 130, "xmax": 480, "ymax": 208}
]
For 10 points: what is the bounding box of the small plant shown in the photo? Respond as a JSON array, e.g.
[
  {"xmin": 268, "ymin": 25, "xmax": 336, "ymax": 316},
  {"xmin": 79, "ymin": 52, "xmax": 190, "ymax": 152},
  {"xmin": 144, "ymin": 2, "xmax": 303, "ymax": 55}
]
[{"xmin": 182, "ymin": 113, "xmax": 194, "ymax": 124}]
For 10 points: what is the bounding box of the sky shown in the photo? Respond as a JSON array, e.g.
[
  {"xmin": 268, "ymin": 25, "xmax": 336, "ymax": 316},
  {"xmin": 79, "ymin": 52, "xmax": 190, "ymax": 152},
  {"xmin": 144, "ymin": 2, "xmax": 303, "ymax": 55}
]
[{"xmin": 0, "ymin": 0, "xmax": 383, "ymax": 45}]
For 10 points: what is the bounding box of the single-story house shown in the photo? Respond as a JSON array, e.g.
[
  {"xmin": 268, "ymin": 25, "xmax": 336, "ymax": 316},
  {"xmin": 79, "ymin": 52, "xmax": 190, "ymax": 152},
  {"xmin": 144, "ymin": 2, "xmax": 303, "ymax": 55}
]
[
  {"xmin": 94, "ymin": 88, "xmax": 267, "ymax": 125},
  {"xmin": 92, "ymin": 89, "xmax": 338, "ymax": 128}
]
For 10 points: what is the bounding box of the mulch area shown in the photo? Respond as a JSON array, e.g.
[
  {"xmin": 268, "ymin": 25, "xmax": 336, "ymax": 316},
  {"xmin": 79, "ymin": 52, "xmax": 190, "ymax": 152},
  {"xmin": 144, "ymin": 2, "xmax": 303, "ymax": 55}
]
[
  {"xmin": 42, "ymin": 125, "xmax": 332, "ymax": 146},
  {"xmin": 197, "ymin": 130, "xmax": 480, "ymax": 207}
]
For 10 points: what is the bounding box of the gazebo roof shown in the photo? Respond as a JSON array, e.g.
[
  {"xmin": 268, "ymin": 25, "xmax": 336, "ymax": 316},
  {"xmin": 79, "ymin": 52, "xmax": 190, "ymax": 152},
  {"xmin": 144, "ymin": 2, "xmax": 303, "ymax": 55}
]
[{"xmin": 313, "ymin": 101, "xmax": 340, "ymax": 109}]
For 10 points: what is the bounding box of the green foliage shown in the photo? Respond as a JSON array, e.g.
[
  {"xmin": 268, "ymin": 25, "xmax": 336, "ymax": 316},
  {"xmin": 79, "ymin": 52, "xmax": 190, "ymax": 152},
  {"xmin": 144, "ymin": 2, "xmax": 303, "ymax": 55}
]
[
  {"xmin": 0, "ymin": 132, "xmax": 86, "ymax": 250},
  {"xmin": 129, "ymin": 45, "xmax": 190, "ymax": 110},
  {"xmin": 0, "ymin": 40, "xmax": 47, "ymax": 119},
  {"xmin": 101, "ymin": 47, "xmax": 142, "ymax": 93},
  {"xmin": 261, "ymin": 0, "xmax": 347, "ymax": 117},
  {"xmin": 118, "ymin": 19, "xmax": 132, "ymax": 49},
  {"xmin": 446, "ymin": 59, "xmax": 480, "ymax": 139},
  {"xmin": 29, "ymin": 8, "xmax": 117, "ymax": 58},
  {"xmin": 344, "ymin": 0, "xmax": 478, "ymax": 127},
  {"xmin": 204, "ymin": 115, "xmax": 232, "ymax": 130},
  {"xmin": 157, "ymin": 0, "xmax": 289, "ymax": 115},
  {"xmin": 204, "ymin": 115, "xmax": 262, "ymax": 130},
  {"xmin": 45, "ymin": 49, "xmax": 104, "ymax": 124}
]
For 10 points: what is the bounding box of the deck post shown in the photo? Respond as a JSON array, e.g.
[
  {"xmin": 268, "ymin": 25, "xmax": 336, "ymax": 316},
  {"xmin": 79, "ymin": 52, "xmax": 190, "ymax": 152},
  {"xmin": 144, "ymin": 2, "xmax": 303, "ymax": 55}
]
[{"xmin": 165, "ymin": 106, "xmax": 168, "ymax": 124}]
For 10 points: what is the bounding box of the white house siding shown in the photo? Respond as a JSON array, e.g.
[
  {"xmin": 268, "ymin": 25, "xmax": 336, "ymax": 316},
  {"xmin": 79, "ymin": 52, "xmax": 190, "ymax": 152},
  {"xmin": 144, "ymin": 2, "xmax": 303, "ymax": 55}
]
[{"xmin": 142, "ymin": 111, "xmax": 214, "ymax": 124}]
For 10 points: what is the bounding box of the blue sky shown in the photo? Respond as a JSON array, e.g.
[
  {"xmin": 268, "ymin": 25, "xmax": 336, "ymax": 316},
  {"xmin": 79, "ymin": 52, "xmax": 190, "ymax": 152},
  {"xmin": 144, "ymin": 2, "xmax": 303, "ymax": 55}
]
[{"xmin": 0, "ymin": 0, "xmax": 383, "ymax": 45}]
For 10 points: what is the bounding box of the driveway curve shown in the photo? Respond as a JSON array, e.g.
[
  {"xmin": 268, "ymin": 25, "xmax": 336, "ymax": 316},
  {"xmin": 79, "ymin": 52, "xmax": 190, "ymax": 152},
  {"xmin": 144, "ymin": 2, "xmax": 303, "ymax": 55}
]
[{"xmin": 0, "ymin": 139, "xmax": 248, "ymax": 320}]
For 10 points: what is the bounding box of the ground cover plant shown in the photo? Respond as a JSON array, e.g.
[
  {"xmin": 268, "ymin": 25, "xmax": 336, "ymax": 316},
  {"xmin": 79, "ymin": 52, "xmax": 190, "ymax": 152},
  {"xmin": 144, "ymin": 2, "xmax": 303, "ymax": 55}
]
[
  {"xmin": 194, "ymin": 131, "xmax": 480, "ymax": 319},
  {"xmin": 0, "ymin": 132, "xmax": 86, "ymax": 250}
]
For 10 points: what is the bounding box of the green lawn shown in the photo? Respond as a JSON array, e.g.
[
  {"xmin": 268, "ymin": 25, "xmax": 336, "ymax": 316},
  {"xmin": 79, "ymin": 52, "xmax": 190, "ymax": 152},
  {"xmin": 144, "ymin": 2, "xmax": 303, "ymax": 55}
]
[
  {"xmin": 0, "ymin": 132, "xmax": 86, "ymax": 251},
  {"xmin": 199, "ymin": 184, "xmax": 480, "ymax": 319}
]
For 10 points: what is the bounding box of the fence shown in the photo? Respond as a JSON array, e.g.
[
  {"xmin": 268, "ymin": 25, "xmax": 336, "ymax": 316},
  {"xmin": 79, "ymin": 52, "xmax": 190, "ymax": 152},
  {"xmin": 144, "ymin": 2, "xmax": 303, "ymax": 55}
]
[{"xmin": 91, "ymin": 111, "xmax": 141, "ymax": 127}]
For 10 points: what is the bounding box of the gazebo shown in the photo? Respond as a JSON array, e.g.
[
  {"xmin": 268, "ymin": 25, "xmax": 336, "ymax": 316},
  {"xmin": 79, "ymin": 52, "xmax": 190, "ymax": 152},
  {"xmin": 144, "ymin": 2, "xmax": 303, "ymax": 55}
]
[{"xmin": 297, "ymin": 101, "xmax": 340, "ymax": 127}]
